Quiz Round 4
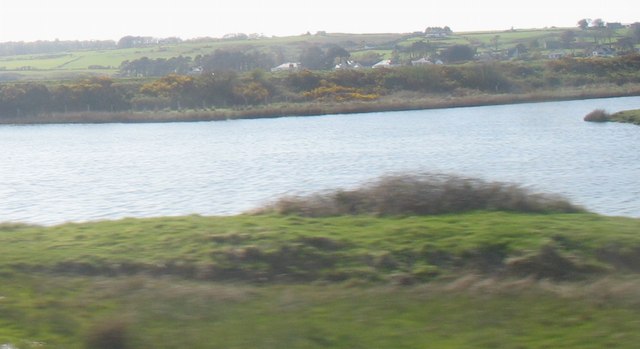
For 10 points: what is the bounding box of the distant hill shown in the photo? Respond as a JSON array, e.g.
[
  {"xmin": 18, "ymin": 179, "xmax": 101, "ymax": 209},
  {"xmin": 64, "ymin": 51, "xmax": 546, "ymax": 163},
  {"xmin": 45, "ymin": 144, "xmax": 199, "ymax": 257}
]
[{"xmin": 0, "ymin": 25, "xmax": 637, "ymax": 81}]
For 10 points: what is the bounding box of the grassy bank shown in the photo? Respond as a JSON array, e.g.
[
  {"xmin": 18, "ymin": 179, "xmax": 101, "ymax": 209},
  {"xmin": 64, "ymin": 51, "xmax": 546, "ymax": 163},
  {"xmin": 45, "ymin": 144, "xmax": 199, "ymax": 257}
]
[
  {"xmin": 3, "ymin": 174, "xmax": 640, "ymax": 348},
  {"xmin": 610, "ymin": 109, "xmax": 640, "ymax": 125},
  {"xmin": 3, "ymin": 274, "xmax": 640, "ymax": 349},
  {"xmin": 3, "ymin": 84, "xmax": 640, "ymax": 125},
  {"xmin": 2, "ymin": 212, "xmax": 640, "ymax": 348},
  {"xmin": 584, "ymin": 108, "xmax": 640, "ymax": 125},
  {"xmin": 3, "ymin": 212, "xmax": 640, "ymax": 283}
]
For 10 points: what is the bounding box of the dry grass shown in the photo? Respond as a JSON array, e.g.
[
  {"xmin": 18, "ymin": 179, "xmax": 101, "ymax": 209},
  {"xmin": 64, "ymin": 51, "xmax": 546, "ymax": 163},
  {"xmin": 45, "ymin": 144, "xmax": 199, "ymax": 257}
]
[
  {"xmin": 584, "ymin": 109, "xmax": 611, "ymax": 122},
  {"xmin": 254, "ymin": 173, "xmax": 584, "ymax": 217},
  {"xmin": 84, "ymin": 317, "xmax": 131, "ymax": 349}
]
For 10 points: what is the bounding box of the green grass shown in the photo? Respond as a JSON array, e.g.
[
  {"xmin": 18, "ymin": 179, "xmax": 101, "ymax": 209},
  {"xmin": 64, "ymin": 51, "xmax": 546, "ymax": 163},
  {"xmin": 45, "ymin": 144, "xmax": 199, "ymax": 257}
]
[
  {"xmin": 610, "ymin": 109, "xmax": 640, "ymax": 125},
  {"xmin": 2, "ymin": 212, "xmax": 640, "ymax": 282},
  {"xmin": 0, "ymin": 33, "xmax": 408, "ymax": 80},
  {"xmin": 2, "ymin": 274, "xmax": 640, "ymax": 348},
  {"xmin": 1, "ymin": 26, "xmax": 633, "ymax": 81},
  {"xmin": 2, "ymin": 212, "xmax": 640, "ymax": 347}
]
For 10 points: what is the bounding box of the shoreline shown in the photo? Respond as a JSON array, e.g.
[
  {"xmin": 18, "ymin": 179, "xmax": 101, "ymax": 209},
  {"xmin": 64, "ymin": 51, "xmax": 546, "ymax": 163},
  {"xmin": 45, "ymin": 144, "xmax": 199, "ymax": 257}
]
[
  {"xmin": 3, "ymin": 85, "xmax": 640, "ymax": 125},
  {"xmin": 610, "ymin": 109, "xmax": 640, "ymax": 125}
]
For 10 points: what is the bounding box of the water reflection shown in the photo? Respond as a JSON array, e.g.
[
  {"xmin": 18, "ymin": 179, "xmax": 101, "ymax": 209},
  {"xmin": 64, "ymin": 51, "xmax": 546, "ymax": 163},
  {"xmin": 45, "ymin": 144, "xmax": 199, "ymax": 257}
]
[{"xmin": 1, "ymin": 96, "xmax": 640, "ymax": 225}]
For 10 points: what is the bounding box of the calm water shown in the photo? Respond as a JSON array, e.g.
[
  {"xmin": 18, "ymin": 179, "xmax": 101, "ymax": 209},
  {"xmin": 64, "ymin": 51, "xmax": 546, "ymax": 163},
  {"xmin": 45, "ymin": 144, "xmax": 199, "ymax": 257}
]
[{"xmin": 2, "ymin": 96, "xmax": 640, "ymax": 225}]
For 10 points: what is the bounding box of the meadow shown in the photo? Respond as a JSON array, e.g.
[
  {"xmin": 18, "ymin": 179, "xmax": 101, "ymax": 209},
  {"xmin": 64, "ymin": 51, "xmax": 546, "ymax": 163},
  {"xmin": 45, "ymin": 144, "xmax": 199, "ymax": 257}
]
[
  {"xmin": 2, "ymin": 211, "xmax": 640, "ymax": 348},
  {"xmin": 2, "ymin": 175, "xmax": 640, "ymax": 348}
]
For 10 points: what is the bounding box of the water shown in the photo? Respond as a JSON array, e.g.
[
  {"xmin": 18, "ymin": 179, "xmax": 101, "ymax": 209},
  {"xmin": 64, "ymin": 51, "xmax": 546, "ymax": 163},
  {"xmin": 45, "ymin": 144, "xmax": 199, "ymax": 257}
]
[{"xmin": 2, "ymin": 96, "xmax": 640, "ymax": 225}]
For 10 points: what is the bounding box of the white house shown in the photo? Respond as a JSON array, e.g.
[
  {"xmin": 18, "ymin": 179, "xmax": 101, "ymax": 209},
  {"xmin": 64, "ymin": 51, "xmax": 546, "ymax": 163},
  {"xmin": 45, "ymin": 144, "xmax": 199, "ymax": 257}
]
[
  {"xmin": 271, "ymin": 62, "xmax": 301, "ymax": 72},
  {"xmin": 335, "ymin": 60, "xmax": 363, "ymax": 70},
  {"xmin": 411, "ymin": 57, "xmax": 433, "ymax": 66},
  {"xmin": 592, "ymin": 47, "xmax": 615, "ymax": 57},
  {"xmin": 372, "ymin": 59, "xmax": 397, "ymax": 68}
]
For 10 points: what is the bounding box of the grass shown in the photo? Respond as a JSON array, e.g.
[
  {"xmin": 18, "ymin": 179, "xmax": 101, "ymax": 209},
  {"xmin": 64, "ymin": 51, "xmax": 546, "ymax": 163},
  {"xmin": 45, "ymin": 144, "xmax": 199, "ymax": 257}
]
[
  {"xmin": 2, "ymin": 271, "xmax": 640, "ymax": 347},
  {"xmin": 0, "ymin": 33, "xmax": 408, "ymax": 80},
  {"xmin": 610, "ymin": 109, "xmax": 640, "ymax": 125},
  {"xmin": 2, "ymin": 176, "xmax": 640, "ymax": 347},
  {"xmin": 584, "ymin": 108, "xmax": 640, "ymax": 125},
  {"xmin": 1, "ymin": 26, "xmax": 634, "ymax": 81},
  {"xmin": 2, "ymin": 211, "xmax": 640, "ymax": 347},
  {"xmin": 2, "ymin": 211, "xmax": 640, "ymax": 282}
]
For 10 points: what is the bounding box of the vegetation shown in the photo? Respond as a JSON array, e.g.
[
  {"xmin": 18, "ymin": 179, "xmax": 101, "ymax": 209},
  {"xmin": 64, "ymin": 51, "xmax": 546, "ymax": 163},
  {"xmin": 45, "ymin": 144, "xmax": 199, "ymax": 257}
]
[
  {"xmin": 610, "ymin": 108, "xmax": 640, "ymax": 125},
  {"xmin": 256, "ymin": 174, "xmax": 583, "ymax": 217},
  {"xmin": 584, "ymin": 108, "xmax": 640, "ymax": 125},
  {"xmin": 583, "ymin": 108, "xmax": 611, "ymax": 122},
  {"xmin": 3, "ymin": 54, "xmax": 640, "ymax": 124},
  {"xmin": 2, "ymin": 174, "xmax": 640, "ymax": 347},
  {"xmin": 0, "ymin": 24, "xmax": 639, "ymax": 123},
  {"xmin": 2, "ymin": 211, "xmax": 640, "ymax": 347}
]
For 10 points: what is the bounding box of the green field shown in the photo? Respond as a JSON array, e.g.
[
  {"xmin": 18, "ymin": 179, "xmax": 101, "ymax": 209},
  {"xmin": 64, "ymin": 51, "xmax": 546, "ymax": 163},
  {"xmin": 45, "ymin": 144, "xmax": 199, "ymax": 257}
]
[
  {"xmin": 2, "ymin": 212, "xmax": 640, "ymax": 348},
  {"xmin": 1, "ymin": 26, "xmax": 635, "ymax": 81},
  {"xmin": 0, "ymin": 33, "xmax": 407, "ymax": 80},
  {"xmin": 611, "ymin": 108, "xmax": 640, "ymax": 125}
]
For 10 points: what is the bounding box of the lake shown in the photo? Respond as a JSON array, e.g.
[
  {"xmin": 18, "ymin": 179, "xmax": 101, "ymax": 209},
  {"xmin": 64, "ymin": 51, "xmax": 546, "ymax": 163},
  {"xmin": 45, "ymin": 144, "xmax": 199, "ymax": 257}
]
[{"xmin": 2, "ymin": 96, "xmax": 640, "ymax": 225}]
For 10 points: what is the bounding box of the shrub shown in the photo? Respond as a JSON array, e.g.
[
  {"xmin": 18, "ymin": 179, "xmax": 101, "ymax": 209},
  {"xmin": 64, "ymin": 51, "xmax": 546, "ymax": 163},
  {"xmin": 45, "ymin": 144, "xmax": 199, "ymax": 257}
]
[
  {"xmin": 584, "ymin": 109, "xmax": 610, "ymax": 122},
  {"xmin": 254, "ymin": 173, "xmax": 584, "ymax": 217},
  {"xmin": 85, "ymin": 318, "xmax": 131, "ymax": 349}
]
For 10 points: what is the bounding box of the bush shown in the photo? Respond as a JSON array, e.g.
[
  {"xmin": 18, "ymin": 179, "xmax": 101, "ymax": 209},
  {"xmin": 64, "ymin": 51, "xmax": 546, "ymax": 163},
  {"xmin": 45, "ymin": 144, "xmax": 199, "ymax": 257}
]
[
  {"xmin": 584, "ymin": 109, "xmax": 610, "ymax": 122},
  {"xmin": 254, "ymin": 173, "xmax": 584, "ymax": 217},
  {"xmin": 85, "ymin": 318, "xmax": 131, "ymax": 349}
]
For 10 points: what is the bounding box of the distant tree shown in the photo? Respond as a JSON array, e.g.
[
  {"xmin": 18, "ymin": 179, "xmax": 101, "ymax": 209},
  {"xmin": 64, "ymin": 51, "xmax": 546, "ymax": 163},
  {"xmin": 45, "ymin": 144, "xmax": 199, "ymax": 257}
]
[
  {"xmin": 513, "ymin": 43, "xmax": 528, "ymax": 56},
  {"xmin": 591, "ymin": 18, "xmax": 605, "ymax": 28},
  {"xmin": 410, "ymin": 41, "xmax": 434, "ymax": 59},
  {"xmin": 355, "ymin": 52, "xmax": 383, "ymax": 66},
  {"xmin": 616, "ymin": 37, "xmax": 636, "ymax": 54},
  {"xmin": 0, "ymin": 40, "xmax": 116, "ymax": 57},
  {"xmin": 117, "ymin": 36, "xmax": 154, "ymax": 49},
  {"xmin": 117, "ymin": 36, "xmax": 136, "ymax": 49},
  {"xmin": 629, "ymin": 22, "xmax": 640, "ymax": 43},
  {"xmin": 491, "ymin": 35, "xmax": 501, "ymax": 52},
  {"xmin": 120, "ymin": 56, "xmax": 193, "ymax": 77},
  {"xmin": 325, "ymin": 44, "xmax": 351, "ymax": 66},
  {"xmin": 560, "ymin": 30, "xmax": 576, "ymax": 49},
  {"xmin": 299, "ymin": 45, "xmax": 349, "ymax": 70},
  {"xmin": 196, "ymin": 49, "xmax": 274, "ymax": 72},
  {"xmin": 589, "ymin": 19, "xmax": 607, "ymax": 44},
  {"xmin": 286, "ymin": 70, "xmax": 321, "ymax": 91},
  {"xmin": 139, "ymin": 74, "xmax": 196, "ymax": 109},
  {"xmin": 441, "ymin": 44, "xmax": 475, "ymax": 63},
  {"xmin": 300, "ymin": 46, "xmax": 327, "ymax": 70},
  {"xmin": 577, "ymin": 19, "xmax": 589, "ymax": 30},
  {"xmin": 528, "ymin": 39, "xmax": 540, "ymax": 50}
]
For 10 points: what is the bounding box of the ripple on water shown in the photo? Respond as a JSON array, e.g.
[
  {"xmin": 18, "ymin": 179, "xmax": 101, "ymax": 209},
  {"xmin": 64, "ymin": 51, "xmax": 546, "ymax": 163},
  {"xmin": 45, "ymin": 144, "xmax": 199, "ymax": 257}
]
[{"xmin": 2, "ymin": 96, "xmax": 640, "ymax": 225}]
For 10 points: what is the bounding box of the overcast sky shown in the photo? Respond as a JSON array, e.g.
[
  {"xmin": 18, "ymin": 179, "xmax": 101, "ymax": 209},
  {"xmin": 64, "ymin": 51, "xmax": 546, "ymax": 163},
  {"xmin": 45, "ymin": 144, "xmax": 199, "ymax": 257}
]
[{"xmin": 0, "ymin": 0, "xmax": 635, "ymax": 42}]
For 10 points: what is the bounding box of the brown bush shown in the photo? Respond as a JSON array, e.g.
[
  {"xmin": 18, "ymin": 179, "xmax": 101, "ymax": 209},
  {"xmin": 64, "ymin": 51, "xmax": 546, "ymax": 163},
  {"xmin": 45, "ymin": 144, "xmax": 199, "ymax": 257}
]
[
  {"xmin": 254, "ymin": 173, "xmax": 584, "ymax": 217},
  {"xmin": 85, "ymin": 318, "xmax": 131, "ymax": 349},
  {"xmin": 584, "ymin": 109, "xmax": 610, "ymax": 122}
]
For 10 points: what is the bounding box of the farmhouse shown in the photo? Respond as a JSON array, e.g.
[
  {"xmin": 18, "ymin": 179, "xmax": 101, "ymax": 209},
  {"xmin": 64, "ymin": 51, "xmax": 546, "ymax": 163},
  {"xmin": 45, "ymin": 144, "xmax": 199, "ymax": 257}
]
[
  {"xmin": 271, "ymin": 62, "xmax": 302, "ymax": 72},
  {"xmin": 592, "ymin": 47, "xmax": 615, "ymax": 57},
  {"xmin": 372, "ymin": 59, "xmax": 398, "ymax": 68},
  {"xmin": 411, "ymin": 57, "xmax": 433, "ymax": 66},
  {"xmin": 335, "ymin": 60, "xmax": 363, "ymax": 70}
]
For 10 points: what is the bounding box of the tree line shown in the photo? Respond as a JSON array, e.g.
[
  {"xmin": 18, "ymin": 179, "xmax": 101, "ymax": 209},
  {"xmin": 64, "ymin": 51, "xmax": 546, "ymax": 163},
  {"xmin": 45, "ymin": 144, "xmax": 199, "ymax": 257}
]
[{"xmin": 2, "ymin": 54, "xmax": 640, "ymax": 118}]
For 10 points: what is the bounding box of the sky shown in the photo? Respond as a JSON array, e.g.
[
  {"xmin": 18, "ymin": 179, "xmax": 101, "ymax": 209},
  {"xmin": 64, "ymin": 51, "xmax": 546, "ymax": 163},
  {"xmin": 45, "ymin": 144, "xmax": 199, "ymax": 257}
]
[{"xmin": 0, "ymin": 0, "xmax": 636, "ymax": 42}]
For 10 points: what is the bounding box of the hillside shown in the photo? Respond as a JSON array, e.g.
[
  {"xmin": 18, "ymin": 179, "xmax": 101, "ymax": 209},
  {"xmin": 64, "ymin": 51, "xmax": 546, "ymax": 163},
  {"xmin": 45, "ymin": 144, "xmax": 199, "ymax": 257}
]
[{"xmin": 0, "ymin": 26, "xmax": 637, "ymax": 81}]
